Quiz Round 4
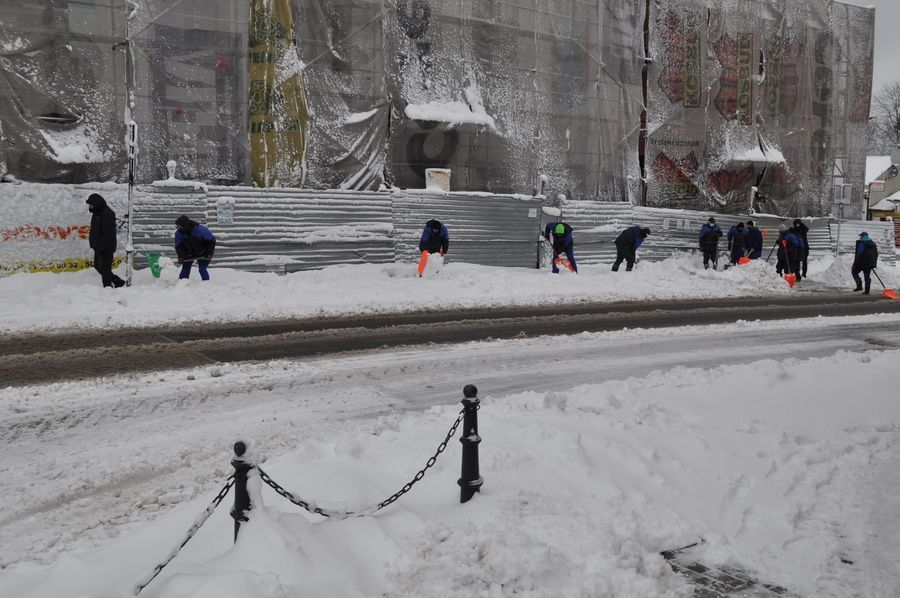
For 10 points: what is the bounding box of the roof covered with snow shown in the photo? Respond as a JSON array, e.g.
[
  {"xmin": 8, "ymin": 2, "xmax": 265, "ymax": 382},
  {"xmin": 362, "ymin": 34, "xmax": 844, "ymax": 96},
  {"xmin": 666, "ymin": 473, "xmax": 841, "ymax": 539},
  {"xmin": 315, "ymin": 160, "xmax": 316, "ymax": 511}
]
[
  {"xmin": 870, "ymin": 197, "xmax": 900, "ymax": 211},
  {"xmin": 866, "ymin": 156, "xmax": 892, "ymax": 185}
]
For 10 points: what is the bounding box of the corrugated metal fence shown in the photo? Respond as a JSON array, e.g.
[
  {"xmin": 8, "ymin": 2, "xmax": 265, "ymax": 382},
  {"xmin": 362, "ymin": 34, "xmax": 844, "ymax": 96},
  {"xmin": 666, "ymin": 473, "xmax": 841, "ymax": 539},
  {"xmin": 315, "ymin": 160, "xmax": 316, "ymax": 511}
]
[
  {"xmin": 392, "ymin": 191, "xmax": 541, "ymax": 268},
  {"xmin": 130, "ymin": 186, "xmax": 895, "ymax": 271}
]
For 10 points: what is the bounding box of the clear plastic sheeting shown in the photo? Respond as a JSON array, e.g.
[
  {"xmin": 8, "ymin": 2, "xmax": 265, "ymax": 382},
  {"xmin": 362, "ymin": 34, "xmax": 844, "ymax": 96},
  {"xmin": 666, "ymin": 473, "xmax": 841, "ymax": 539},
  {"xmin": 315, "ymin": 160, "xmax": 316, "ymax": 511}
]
[
  {"xmin": 0, "ymin": 0, "xmax": 127, "ymax": 183},
  {"xmin": 382, "ymin": 0, "xmax": 641, "ymax": 200},
  {"xmin": 0, "ymin": 0, "xmax": 873, "ymax": 216},
  {"xmin": 128, "ymin": 0, "xmax": 252, "ymax": 185},
  {"xmin": 646, "ymin": 0, "xmax": 874, "ymax": 217}
]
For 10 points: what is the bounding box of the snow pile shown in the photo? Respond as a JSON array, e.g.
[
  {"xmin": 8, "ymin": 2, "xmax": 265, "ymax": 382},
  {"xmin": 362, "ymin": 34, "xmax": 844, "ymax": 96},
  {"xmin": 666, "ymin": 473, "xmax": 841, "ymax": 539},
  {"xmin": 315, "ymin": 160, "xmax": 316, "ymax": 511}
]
[
  {"xmin": 3, "ymin": 349, "xmax": 899, "ymax": 598},
  {"xmin": 732, "ymin": 144, "xmax": 785, "ymax": 165},
  {"xmin": 38, "ymin": 125, "xmax": 113, "ymax": 164},
  {"xmin": 0, "ymin": 253, "xmax": 800, "ymax": 333},
  {"xmin": 404, "ymin": 100, "xmax": 496, "ymax": 128},
  {"xmin": 807, "ymin": 255, "xmax": 900, "ymax": 289}
]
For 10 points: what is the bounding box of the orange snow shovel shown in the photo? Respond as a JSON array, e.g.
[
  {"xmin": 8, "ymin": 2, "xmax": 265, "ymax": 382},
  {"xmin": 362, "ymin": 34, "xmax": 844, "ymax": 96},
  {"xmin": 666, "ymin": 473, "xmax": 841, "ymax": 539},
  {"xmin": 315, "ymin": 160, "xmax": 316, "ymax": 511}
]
[
  {"xmin": 554, "ymin": 256, "xmax": 577, "ymax": 273},
  {"xmin": 417, "ymin": 250, "xmax": 429, "ymax": 277},
  {"xmin": 872, "ymin": 269, "xmax": 900, "ymax": 300},
  {"xmin": 737, "ymin": 256, "xmax": 751, "ymax": 265},
  {"xmin": 780, "ymin": 240, "xmax": 796, "ymax": 288}
]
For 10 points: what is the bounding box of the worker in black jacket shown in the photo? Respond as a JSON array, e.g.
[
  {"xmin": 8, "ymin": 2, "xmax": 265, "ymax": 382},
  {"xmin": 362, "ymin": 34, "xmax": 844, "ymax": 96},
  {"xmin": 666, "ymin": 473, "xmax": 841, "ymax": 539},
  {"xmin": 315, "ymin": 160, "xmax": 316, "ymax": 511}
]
[
  {"xmin": 612, "ymin": 225, "xmax": 651, "ymax": 272},
  {"xmin": 86, "ymin": 193, "xmax": 125, "ymax": 288},
  {"xmin": 792, "ymin": 219, "xmax": 810, "ymax": 277}
]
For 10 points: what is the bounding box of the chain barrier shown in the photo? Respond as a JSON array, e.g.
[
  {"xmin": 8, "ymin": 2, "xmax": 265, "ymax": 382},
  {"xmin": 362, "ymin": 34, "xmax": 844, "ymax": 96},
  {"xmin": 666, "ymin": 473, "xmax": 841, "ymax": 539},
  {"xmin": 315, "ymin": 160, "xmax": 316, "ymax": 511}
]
[
  {"xmin": 133, "ymin": 475, "xmax": 235, "ymax": 596},
  {"xmin": 260, "ymin": 407, "xmax": 468, "ymax": 519}
]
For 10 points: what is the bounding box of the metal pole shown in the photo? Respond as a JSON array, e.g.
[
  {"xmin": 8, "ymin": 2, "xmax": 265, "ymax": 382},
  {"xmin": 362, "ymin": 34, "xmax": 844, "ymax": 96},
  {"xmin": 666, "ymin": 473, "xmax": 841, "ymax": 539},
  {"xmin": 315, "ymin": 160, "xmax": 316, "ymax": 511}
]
[
  {"xmin": 123, "ymin": 2, "xmax": 137, "ymax": 286},
  {"xmin": 835, "ymin": 203, "xmax": 843, "ymax": 259},
  {"xmin": 231, "ymin": 441, "xmax": 253, "ymax": 541},
  {"xmin": 457, "ymin": 384, "xmax": 483, "ymax": 503},
  {"xmin": 125, "ymin": 121, "xmax": 135, "ymax": 286}
]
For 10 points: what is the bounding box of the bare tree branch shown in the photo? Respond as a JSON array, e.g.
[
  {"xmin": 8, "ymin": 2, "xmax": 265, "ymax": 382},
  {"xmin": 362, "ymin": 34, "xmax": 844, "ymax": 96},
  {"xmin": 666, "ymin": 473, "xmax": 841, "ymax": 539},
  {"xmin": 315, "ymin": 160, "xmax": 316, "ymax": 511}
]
[{"xmin": 871, "ymin": 80, "xmax": 900, "ymax": 153}]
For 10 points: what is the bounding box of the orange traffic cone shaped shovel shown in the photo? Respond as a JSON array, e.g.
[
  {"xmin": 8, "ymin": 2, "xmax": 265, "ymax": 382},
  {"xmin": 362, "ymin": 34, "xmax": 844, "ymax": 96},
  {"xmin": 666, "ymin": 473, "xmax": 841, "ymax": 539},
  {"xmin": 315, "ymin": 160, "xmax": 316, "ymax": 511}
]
[
  {"xmin": 872, "ymin": 269, "xmax": 900, "ymax": 300},
  {"xmin": 417, "ymin": 250, "xmax": 429, "ymax": 277},
  {"xmin": 554, "ymin": 256, "xmax": 576, "ymax": 273},
  {"xmin": 737, "ymin": 257, "xmax": 751, "ymax": 265},
  {"xmin": 784, "ymin": 273, "xmax": 796, "ymax": 288}
]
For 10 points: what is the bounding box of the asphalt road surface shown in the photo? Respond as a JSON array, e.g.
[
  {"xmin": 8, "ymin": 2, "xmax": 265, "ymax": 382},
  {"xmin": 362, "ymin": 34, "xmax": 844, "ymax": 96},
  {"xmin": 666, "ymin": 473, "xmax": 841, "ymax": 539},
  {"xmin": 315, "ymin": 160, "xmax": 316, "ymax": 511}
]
[{"xmin": 2, "ymin": 293, "xmax": 900, "ymax": 387}]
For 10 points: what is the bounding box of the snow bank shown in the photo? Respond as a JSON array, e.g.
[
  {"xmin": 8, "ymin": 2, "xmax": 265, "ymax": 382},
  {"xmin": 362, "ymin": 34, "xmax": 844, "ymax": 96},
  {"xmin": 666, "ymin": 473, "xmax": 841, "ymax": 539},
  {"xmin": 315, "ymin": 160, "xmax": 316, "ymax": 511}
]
[
  {"xmin": 3, "ymin": 349, "xmax": 899, "ymax": 597},
  {"xmin": 0, "ymin": 253, "xmax": 803, "ymax": 333}
]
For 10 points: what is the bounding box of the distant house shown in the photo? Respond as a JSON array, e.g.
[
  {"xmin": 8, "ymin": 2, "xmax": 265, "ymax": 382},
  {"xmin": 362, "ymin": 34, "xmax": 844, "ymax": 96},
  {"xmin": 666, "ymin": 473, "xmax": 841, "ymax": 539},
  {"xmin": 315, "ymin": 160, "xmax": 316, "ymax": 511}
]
[{"xmin": 866, "ymin": 152, "xmax": 900, "ymax": 221}]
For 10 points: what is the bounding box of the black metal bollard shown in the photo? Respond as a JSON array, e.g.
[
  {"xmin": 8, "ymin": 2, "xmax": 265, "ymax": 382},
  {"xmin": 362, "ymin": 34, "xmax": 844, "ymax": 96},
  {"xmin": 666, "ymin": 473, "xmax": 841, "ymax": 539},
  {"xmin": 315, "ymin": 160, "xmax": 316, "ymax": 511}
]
[
  {"xmin": 457, "ymin": 384, "xmax": 484, "ymax": 503},
  {"xmin": 230, "ymin": 441, "xmax": 253, "ymax": 542}
]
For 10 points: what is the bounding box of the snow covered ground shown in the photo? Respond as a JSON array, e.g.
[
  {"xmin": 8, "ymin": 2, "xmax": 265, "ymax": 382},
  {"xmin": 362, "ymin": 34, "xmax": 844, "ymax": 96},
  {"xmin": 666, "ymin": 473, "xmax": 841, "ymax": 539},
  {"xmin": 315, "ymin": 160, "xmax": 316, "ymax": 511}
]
[
  {"xmin": 1, "ymin": 253, "xmax": 897, "ymax": 333},
  {"xmin": 2, "ymin": 254, "xmax": 900, "ymax": 598},
  {"xmin": 1, "ymin": 336, "xmax": 899, "ymax": 598}
]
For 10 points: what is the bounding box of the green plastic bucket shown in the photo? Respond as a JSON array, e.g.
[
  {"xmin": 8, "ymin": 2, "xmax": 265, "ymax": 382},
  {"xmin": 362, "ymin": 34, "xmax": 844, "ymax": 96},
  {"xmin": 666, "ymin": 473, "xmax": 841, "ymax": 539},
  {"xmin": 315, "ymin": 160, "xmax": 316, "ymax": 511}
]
[{"xmin": 147, "ymin": 252, "xmax": 162, "ymax": 278}]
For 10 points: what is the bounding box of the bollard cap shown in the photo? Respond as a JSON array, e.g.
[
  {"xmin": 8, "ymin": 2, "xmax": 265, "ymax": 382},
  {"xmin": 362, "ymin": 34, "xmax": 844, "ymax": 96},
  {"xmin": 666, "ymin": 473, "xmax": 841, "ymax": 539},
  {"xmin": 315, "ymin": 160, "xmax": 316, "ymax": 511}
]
[
  {"xmin": 463, "ymin": 384, "xmax": 478, "ymax": 399},
  {"xmin": 232, "ymin": 438, "xmax": 260, "ymax": 466}
]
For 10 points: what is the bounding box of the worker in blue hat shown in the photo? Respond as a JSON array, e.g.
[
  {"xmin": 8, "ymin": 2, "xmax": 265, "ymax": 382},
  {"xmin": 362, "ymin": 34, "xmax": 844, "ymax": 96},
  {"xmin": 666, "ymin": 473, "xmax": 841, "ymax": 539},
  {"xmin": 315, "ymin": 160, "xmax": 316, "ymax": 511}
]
[
  {"xmin": 543, "ymin": 221, "xmax": 577, "ymax": 273},
  {"xmin": 851, "ymin": 231, "xmax": 878, "ymax": 294}
]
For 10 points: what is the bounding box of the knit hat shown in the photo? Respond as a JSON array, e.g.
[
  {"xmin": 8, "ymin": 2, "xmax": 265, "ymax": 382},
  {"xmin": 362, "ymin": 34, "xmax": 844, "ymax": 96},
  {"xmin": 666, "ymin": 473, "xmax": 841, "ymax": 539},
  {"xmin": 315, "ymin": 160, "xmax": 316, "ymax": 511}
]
[
  {"xmin": 859, "ymin": 231, "xmax": 869, "ymax": 239},
  {"xmin": 708, "ymin": 217, "xmax": 716, "ymax": 224},
  {"xmin": 555, "ymin": 223, "xmax": 565, "ymax": 235},
  {"xmin": 175, "ymin": 215, "xmax": 192, "ymax": 231},
  {"xmin": 778, "ymin": 223, "xmax": 788, "ymax": 233},
  {"xmin": 746, "ymin": 220, "xmax": 755, "ymax": 226}
]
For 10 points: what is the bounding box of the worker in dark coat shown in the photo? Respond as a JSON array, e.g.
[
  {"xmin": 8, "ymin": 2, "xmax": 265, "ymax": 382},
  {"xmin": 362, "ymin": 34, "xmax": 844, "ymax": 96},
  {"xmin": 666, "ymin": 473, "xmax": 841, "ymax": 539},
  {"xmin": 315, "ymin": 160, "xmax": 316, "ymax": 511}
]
[
  {"xmin": 86, "ymin": 193, "xmax": 125, "ymax": 288},
  {"xmin": 793, "ymin": 219, "xmax": 810, "ymax": 278},
  {"xmin": 419, "ymin": 219, "xmax": 450, "ymax": 256},
  {"xmin": 851, "ymin": 231, "xmax": 879, "ymax": 295},
  {"xmin": 543, "ymin": 221, "xmax": 578, "ymax": 273},
  {"xmin": 612, "ymin": 225, "xmax": 651, "ymax": 272},
  {"xmin": 698, "ymin": 217, "xmax": 723, "ymax": 270},
  {"xmin": 174, "ymin": 215, "xmax": 216, "ymax": 280},
  {"xmin": 775, "ymin": 223, "xmax": 803, "ymax": 281},
  {"xmin": 745, "ymin": 220, "xmax": 763, "ymax": 259},
  {"xmin": 727, "ymin": 221, "xmax": 747, "ymax": 265}
]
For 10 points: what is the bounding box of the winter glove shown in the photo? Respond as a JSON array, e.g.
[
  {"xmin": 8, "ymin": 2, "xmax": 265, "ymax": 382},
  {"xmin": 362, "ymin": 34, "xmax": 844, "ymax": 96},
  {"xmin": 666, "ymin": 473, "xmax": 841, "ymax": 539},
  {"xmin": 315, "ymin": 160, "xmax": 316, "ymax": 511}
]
[
  {"xmin": 439, "ymin": 251, "xmax": 445, "ymax": 257},
  {"xmin": 205, "ymin": 254, "xmax": 214, "ymax": 261}
]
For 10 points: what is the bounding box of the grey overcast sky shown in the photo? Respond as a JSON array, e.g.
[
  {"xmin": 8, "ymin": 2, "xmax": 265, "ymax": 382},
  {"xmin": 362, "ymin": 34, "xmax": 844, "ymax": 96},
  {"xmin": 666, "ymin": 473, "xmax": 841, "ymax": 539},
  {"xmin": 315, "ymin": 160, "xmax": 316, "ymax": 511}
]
[{"xmin": 845, "ymin": 0, "xmax": 900, "ymax": 94}]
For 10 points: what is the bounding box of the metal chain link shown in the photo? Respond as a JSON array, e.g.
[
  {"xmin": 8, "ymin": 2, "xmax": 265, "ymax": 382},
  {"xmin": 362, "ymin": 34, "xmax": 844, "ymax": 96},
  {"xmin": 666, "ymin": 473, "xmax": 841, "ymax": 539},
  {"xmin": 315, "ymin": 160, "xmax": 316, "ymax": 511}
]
[
  {"xmin": 260, "ymin": 407, "xmax": 467, "ymax": 519},
  {"xmin": 133, "ymin": 475, "xmax": 235, "ymax": 596}
]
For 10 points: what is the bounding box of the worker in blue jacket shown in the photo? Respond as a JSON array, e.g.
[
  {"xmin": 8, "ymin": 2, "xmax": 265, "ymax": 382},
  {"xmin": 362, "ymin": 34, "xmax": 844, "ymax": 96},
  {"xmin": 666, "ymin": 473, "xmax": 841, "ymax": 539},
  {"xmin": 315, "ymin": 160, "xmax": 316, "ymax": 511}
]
[
  {"xmin": 745, "ymin": 220, "xmax": 763, "ymax": 259},
  {"xmin": 612, "ymin": 225, "xmax": 651, "ymax": 272},
  {"xmin": 698, "ymin": 217, "xmax": 723, "ymax": 270},
  {"xmin": 543, "ymin": 222, "xmax": 577, "ymax": 273},
  {"xmin": 775, "ymin": 223, "xmax": 802, "ymax": 281},
  {"xmin": 419, "ymin": 219, "xmax": 450, "ymax": 256},
  {"xmin": 174, "ymin": 215, "xmax": 216, "ymax": 280}
]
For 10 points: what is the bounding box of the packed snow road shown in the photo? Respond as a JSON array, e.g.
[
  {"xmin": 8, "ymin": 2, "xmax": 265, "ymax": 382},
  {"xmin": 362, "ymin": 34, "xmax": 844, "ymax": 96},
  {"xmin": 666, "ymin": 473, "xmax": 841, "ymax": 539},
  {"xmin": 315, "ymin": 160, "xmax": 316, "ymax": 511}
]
[
  {"xmin": 2, "ymin": 312, "xmax": 900, "ymax": 579},
  {"xmin": 2, "ymin": 293, "xmax": 900, "ymax": 386}
]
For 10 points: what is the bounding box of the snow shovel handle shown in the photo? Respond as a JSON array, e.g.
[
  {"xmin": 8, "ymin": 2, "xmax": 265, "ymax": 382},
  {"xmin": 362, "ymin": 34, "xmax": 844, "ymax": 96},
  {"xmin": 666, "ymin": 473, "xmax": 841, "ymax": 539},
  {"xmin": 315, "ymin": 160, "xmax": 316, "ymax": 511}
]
[{"xmin": 871, "ymin": 268, "xmax": 887, "ymax": 289}]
